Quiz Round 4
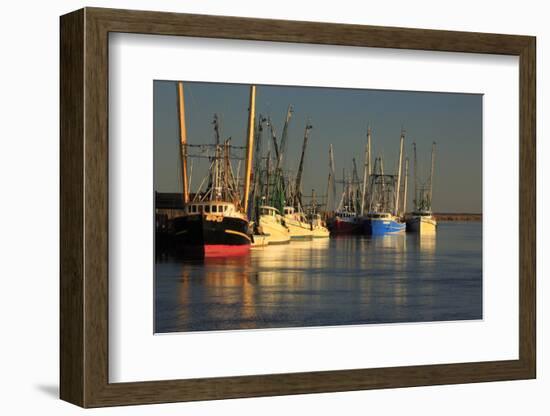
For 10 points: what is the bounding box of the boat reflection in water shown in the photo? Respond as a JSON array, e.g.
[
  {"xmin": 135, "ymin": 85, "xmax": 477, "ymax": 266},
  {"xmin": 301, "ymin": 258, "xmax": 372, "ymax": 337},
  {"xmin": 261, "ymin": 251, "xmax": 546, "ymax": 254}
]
[
  {"xmin": 417, "ymin": 233, "xmax": 436, "ymax": 254},
  {"xmin": 155, "ymin": 223, "xmax": 481, "ymax": 333}
]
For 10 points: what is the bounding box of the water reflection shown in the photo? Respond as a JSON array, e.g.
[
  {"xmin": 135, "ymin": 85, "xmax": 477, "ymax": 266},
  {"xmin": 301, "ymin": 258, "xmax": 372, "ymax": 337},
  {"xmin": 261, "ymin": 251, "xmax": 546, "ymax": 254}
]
[
  {"xmin": 155, "ymin": 223, "xmax": 482, "ymax": 332},
  {"xmin": 418, "ymin": 233, "xmax": 437, "ymax": 254}
]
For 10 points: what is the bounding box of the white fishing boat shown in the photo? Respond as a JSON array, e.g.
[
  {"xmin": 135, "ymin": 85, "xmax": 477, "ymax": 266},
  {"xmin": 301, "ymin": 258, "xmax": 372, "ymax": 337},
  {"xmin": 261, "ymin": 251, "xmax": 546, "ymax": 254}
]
[
  {"xmin": 407, "ymin": 212, "xmax": 437, "ymax": 233},
  {"xmin": 407, "ymin": 142, "xmax": 438, "ymax": 234},
  {"xmin": 283, "ymin": 206, "xmax": 313, "ymax": 239},
  {"xmin": 308, "ymin": 213, "xmax": 330, "ymax": 238},
  {"xmin": 258, "ymin": 206, "xmax": 291, "ymax": 244}
]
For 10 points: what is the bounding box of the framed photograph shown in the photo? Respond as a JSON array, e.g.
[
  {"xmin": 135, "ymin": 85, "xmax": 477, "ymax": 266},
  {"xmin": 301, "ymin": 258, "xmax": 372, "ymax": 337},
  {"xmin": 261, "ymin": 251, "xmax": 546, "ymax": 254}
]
[{"xmin": 60, "ymin": 7, "xmax": 536, "ymax": 408}]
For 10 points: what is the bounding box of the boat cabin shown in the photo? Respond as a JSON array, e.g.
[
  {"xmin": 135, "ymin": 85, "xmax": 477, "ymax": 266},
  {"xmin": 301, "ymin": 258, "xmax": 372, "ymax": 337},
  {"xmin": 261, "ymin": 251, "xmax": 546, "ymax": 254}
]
[
  {"xmin": 335, "ymin": 210, "xmax": 357, "ymax": 218},
  {"xmin": 184, "ymin": 201, "xmax": 236, "ymax": 215},
  {"xmin": 367, "ymin": 212, "xmax": 392, "ymax": 219},
  {"xmin": 284, "ymin": 206, "xmax": 309, "ymax": 223},
  {"xmin": 412, "ymin": 210, "xmax": 433, "ymax": 217},
  {"xmin": 259, "ymin": 206, "xmax": 281, "ymax": 216}
]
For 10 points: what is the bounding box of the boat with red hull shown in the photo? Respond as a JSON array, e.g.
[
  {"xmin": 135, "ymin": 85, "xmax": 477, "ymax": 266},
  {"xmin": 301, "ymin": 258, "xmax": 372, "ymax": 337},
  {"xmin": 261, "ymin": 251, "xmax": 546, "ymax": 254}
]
[
  {"xmin": 328, "ymin": 210, "xmax": 362, "ymax": 235},
  {"xmin": 173, "ymin": 202, "xmax": 251, "ymax": 258},
  {"xmin": 165, "ymin": 83, "xmax": 257, "ymax": 259}
]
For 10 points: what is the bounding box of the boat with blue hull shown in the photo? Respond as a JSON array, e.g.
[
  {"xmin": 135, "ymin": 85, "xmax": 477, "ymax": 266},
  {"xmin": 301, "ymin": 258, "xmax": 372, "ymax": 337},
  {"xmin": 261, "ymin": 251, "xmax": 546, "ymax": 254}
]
[
  {"xmin": 363, "ymin": 213, "xmax": 406, "ymax": 235},
  {"xmin": 360, "ymin": 128, "xmax": 408, "ymax": 237}
]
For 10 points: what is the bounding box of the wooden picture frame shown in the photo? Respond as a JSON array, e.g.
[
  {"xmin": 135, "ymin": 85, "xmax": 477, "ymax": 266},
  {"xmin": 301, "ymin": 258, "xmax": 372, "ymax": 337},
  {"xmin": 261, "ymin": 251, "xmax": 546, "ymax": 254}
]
[{"xmin": 60, "ymin": 7, "xmax": 536, "ymax": 408}]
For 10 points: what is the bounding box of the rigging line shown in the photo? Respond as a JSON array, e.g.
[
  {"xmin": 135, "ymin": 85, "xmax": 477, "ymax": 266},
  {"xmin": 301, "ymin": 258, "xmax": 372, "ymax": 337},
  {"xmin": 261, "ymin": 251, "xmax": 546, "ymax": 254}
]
[{"xmin": 186, "ymin": 83, "xmax": 200, "ymax": 114}]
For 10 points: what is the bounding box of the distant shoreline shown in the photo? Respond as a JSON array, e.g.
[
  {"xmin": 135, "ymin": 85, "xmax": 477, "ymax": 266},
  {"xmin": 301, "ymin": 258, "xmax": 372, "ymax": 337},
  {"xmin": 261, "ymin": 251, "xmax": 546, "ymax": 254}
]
[
  {"xmin": 403, "ymin": 213, "xmax": 482, "ymax": 221},
  {"xmin": 432, "ymin": 213, "xmax": 482, "ymax": 222}
]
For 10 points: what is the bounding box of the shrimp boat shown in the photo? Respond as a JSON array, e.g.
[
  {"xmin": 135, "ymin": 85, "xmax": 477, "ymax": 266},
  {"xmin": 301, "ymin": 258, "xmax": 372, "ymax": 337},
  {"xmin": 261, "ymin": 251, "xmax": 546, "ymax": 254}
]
[
  {"xmin": 328, "ymin": 207, "xmax": 362, "ymax": 234},
  {"xmin": 407, "ymin": 212, "xmax": 436, "ymax": 233},
  {"xmin": 302, "ymin": 189, "xmax": 329, "ymax": 238},
  {"xmin": 256, "ymin": 111, "xmax": 316, "ymax": 241},
  {"xmin": 172, "ymin": 83, "xmax": 258, "ymax": 257},
  {"xmin": 364, "ymin": 211, "xmax": 406, "ymax": 235},
  {"xmin": 363, "ymin": 129, "xmax": 407, "ymax": 236},
  {"xmin": 257, "ymin": 206, "xmax": 291, "ymax": 244},
  {"xmin": 283, "ymin": 206, "xmax": 313, "ymax": 239},
  {"xmin": 407, "ymin": 142, "xmax": 437, "ymax": 234},
  {"xmin": 327, "ymin": 159, "xmax": 363, "ymax": 235},
  {"xmin": 283, "ymin": 120, "xmax": 317, "ymax": 240},
  {"xmin": 308, "ymin": 213, "xmax": 330, "ymax": 238},
  {"xmin": 173, "ymin": 202, "xmax": 251, "ymax": 256},
  {"xmin": 248, "ymin": 108, "xmax": 292, "ymax": 246}
]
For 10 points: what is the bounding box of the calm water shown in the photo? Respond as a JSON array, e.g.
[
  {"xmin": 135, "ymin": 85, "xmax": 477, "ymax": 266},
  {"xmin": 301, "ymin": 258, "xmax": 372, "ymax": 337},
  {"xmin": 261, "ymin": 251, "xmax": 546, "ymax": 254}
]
[{"xmin": 155, "ymin": 222, "xmax": 482, "ymax": 333}]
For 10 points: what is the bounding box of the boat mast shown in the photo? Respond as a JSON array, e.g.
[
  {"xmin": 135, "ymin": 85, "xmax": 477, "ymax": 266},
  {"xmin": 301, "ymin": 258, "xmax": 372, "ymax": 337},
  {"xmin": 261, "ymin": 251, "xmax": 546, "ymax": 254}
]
[
  {"xmin": 276, "ymin": 105, "xmax": 294, "ymax": 171},
  {"xmin": 336, "ymin": 168, "xmax": 346, "ymax": 211},
  {"xmin": 413, "ymin": 142, "xmax": 418, "ymax": 211},
  {"xmin": 368, "ymin": 157, "xmax": 380, "ymax": 212},
  {"xmin": 242, "ymin": 85, "xmax": 256, "ymax": 215},
  {"xmin": 403, "ymin": 157, "xmax": 409, "ymax": 214},
  {"xmin": 251, "ymin": 115, "xmax": 266, "ymax": 220},
  {"xmin": 176, "ymin": 82, "xmax": 190, "ymax": 204},
  {"xmin": 352, "ymin": 158, "xmax": 360, "ymax": 213},
  {"xmin": 265, "ymin": 151, "xmax": 271, "ymax": 204},
  {"xmin": 394, "ymin": 128, "xmax": 405, "ymax": 216},
  {"xmin": 212, "ymin": 114, "xmax": 222, "ymax": 200},
  {"xmin": 326, "ymin": 144, "xmax": 336, "ymax": 212},
  {"xmin": 294, "ymin": 120, "xmax": 313, "ymax": 209},
  {"xmin": 428, "ymin": 141, "xmax": 436, "ymax": 210},
  {"xmin": 269, "ymin": 105, "xmax": 293, "ymax": 211},
  {"xmin": 360, "ymin": 125, "xmax": 372, "ymax": 216},
  {"xmin": 268, "ymin": 117, "xmax": 279, "ymax": 163}
]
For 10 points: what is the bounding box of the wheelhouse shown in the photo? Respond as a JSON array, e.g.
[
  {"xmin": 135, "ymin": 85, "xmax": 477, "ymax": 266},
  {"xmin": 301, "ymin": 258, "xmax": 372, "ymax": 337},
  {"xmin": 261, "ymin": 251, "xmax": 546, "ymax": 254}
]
[
  {"xmin": 259, "ymin": 206, "xmax": 281, "ymax": 216},
  {"xmin": 185, "ymin": 201, "xmax": 236, "ymax": 215},
  {"xmin": 367, "ymin": 212, "xmax": 392, "ymax": 219},
  {"xmin": 283, "ymin": 206, "xmax": 295, "ymax": 215}
]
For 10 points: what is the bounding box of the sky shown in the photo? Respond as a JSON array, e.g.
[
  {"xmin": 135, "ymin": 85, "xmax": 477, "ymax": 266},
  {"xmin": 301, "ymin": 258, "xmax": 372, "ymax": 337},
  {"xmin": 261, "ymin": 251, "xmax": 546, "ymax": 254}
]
[{"xmin": 154, "ymin": 81, "xmax": 482, "ymax": 213}]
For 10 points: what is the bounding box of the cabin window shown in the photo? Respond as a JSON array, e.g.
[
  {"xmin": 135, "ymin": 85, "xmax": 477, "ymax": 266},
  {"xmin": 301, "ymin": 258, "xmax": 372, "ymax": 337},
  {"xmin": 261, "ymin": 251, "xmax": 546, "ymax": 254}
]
[
  {"xmin": 198, "ymin": 205, "xmax": 203, "ymax": 213},
  {"xmin": 212, "ymin": 205, "xmax": 217, "ymax": 213},
  {"xmin": 205, "ymin": 205, "xmax": 210, "ymax": 213}
]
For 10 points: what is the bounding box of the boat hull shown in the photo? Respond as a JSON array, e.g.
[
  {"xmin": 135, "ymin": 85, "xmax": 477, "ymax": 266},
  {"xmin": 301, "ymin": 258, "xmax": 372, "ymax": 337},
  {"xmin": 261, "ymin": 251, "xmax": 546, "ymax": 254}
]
[
  {"xmin": 312, "ymin": 226, "xmax": 330, "ymax": 238},
  {"xmin": 172, "ymin": 214, "xmax": 250, "ymax": 257},
  {"xmin": 407, "ymin": 216, "xmax": 437, "ymax": 233},
  {"xmin": 284, "ymin": 217, "xmax": 313, "ymax": 239},
  {"xmin": 363, "ymin": 217, "xmax": 406, "ymax": 235},
  {"xmin": 251, "ymin": 234, "xmax": 269, "ymax": 247},
  {"xmin": 328, "ymin": 218, "xmax": 362, "ymax": 235}
]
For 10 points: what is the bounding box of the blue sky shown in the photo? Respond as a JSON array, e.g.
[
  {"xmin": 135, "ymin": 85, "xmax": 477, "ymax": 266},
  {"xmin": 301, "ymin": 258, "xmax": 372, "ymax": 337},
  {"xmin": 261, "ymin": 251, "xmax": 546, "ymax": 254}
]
[{"xmin": 154, "ymin": 81, "xmax": 482, "ymax": 213}]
